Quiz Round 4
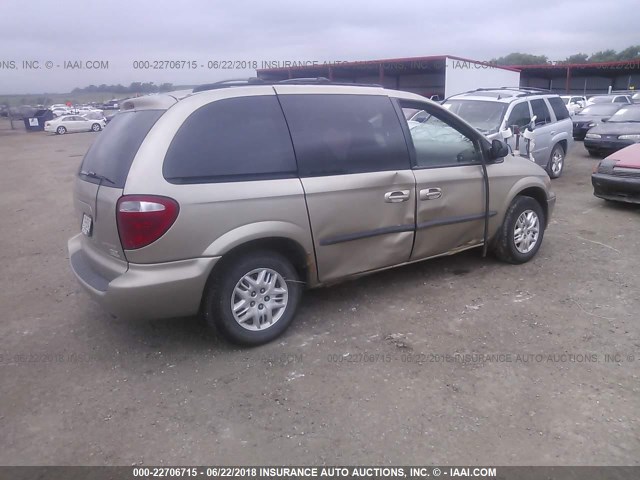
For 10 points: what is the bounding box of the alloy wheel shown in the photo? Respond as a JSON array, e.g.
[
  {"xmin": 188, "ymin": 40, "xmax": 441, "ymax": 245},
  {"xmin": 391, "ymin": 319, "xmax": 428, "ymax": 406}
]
[{"xmin": 231, "ymin": 268, "xmax": 289, "ymax": 331}]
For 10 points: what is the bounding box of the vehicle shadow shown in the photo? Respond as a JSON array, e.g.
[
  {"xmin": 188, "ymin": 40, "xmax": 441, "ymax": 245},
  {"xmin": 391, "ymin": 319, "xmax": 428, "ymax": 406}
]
[
  {"xmin": 599, "ymin": 199, "xmax": 640, "ymax": 213},
  {"xmin": 112, "ymin": 248, "xmax": 492, "ymax": 353}
]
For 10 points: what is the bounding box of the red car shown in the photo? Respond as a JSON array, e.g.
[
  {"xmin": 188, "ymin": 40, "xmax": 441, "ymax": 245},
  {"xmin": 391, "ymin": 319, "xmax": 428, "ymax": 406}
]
[{"xmin": 592, "ymin": 143, "xmax": 640, "ymax": 204}]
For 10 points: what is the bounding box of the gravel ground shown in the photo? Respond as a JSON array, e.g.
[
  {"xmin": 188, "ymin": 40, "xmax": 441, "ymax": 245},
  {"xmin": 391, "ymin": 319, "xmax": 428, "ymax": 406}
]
[{"xmin": 1, "ymin": 120, "xmax": 639, "ymax": 466}]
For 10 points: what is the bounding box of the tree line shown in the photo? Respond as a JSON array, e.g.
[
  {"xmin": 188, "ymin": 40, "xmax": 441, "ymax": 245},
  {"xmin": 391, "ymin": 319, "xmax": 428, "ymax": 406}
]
[
  {"xmin": 71, "ymin": 82, "xmax": 177, "ymax": 94},
  {"xmin": 491, "ymin": 45, "xmax": 640, "ymax": 65}
]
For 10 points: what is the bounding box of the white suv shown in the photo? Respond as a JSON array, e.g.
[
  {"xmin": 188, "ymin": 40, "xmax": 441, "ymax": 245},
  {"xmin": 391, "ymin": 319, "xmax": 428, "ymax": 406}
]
[
  {"xmin": 442, "ymin": 88, "xmax": 574, "ymax": 178},
  {"xmin": 560, "ymin": 95, "xmax": 587, "ymax": 116}
]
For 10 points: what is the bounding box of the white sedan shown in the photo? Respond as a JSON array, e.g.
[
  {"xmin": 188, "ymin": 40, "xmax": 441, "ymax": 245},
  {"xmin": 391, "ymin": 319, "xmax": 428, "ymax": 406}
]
[{"xmin": 44, "ymin": 115, "xmax": 106, "ymax": 134}]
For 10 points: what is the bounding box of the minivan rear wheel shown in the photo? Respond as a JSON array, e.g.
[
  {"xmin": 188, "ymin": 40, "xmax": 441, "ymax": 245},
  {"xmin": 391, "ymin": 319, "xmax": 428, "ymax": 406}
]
[
  {"xmin": 203, "ymin": 251, "xmax": 302, "ymax": 346},
  {"xmin": 492, "ymin": 196, "xmax": 545, "ymax": 264}
]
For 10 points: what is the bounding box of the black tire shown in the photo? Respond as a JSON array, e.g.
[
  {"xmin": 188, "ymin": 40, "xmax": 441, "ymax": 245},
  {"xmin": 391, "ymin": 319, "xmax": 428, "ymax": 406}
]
[
  {"xmin": 56, "ymin": 126, "xmax": 66, "ymax": 135},
  {"xmin": 492, "ymin": 196, "xmax": 546, "ymax": 264},
  {"xmin": 587, "ymin": 150, "xmax": 600, "ymax": 158},
  {"xmin": 91, "ymin": 123, "xmax": 101, "ymax": 132},
  {"xmin": 203, "ymin": 251, "xmax": 302, "ymax": 346},
  {"xmin": 546, "ymin": 143, "xmax": 565, "ymax": 179}
]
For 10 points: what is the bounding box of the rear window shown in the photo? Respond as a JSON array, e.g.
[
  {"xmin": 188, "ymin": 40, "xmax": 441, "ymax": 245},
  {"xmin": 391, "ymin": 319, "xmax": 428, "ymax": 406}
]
[
  {"xmin": 79, "ymin": 110, "xmax": 163, "ymax": 188},
  {"xmin": 163, "ymin": 96, "xmax": 297, "ymax": 183},
  {"xmin": 547, "ymin": 97, "xmax": 570, "ymax": 121}
]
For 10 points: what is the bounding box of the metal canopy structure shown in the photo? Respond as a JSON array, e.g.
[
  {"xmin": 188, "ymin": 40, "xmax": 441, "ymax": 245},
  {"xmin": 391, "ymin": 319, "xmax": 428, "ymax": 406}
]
[
  {"xmin": 257, "ymin": 55, "xmax": 520, "ymax": 99},
  {"xmin": 258, "ymin": 55, "xmax": 640, "ymax": 97},
  {"xmin": 516, "ymin": 60, "xmax": 640, "ymax": 95}
]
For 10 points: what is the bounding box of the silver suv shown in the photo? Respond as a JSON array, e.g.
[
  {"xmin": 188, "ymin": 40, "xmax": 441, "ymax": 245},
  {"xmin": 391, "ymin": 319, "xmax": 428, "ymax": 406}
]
[
  {"xmin": 68, "ymin": 80, "xmax": 556, "ymax": 345},
  {"xmin": 443, "ymin": 88, "xmax": 574, "ymax": 178}
]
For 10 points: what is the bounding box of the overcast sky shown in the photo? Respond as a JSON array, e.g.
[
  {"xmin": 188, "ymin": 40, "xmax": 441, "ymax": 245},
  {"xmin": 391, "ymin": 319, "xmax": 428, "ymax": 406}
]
[{"xmin": 0, "ymin": 0, "xmax": 637, "ymax": 94}]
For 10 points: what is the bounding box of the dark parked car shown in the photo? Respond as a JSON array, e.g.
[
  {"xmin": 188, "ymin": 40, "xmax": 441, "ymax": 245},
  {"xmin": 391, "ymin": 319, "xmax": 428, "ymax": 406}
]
[
  {"xmin": 104, "ymin": 111, "xmax": 119, "ymax": 124},
  {"xmin": 102, "ymin": 100, "xmax": 119, "ymax": 110},
  {"xmin": 592, "ymin": 143, "xmax": 640, "ymax": 204},
  {"xmin": 584, "ymin": 105, "xmax": 640, "ymax": 157},
  {"xmin": 572, "ymin": 104, "xmax": 624, "ymax": 140}
]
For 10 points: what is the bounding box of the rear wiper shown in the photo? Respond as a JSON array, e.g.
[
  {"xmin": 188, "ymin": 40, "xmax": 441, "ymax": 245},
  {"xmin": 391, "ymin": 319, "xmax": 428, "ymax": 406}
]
[{"xmin": 80, "ymin": 170, "xmax": 116, "ymax": 185}]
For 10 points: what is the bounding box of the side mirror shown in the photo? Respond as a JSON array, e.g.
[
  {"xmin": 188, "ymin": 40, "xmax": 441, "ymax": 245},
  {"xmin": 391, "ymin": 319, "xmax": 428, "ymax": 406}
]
[
  {"xmin": 528, "ymin": 115, "xmax": 538, "ymax": 131},
  {"xmin": 489, "ymin": 139, "xmax": 509, "ymax": 160},
  {"xmin": 501, "ymin": 128, "xmax": 513, "ymax": 140}
]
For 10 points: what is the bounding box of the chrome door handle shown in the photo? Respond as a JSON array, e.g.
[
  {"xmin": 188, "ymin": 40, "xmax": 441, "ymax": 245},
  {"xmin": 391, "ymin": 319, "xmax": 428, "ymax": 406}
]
[
  {"xmin": 420, "ymin": 188, "xmax": 442, "ymax": 200},
  {"xmin": 384, "ymin": 190, "xmax": 410, "ymax": 203},
  {"xmin": 550, "ymin": 131, "xmax": 556, "ymax": 135}
]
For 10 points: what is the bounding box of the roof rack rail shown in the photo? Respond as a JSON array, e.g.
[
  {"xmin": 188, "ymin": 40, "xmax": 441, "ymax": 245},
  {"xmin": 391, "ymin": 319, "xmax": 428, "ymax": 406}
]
[
  {"xmin": 469, "ymin": 86, "xmax": 551, "ymax": 93},
  {"xmin": 278, "ymin": 77, "xmax": 382, "ymax": 87},
  {"xmin": 278, "ymin": 77, "xmax": 332, "ymax": 84},
  {"xmin": 192, "ymin": 77, "xmax": 383, "ymax": 93},
  {"xmin": 446, "ymin": 86, "xmax": 554, "ymax": 100},
  {"xmin": 192, "ymin": 78, "xmax": 266, "ymax": 93}
]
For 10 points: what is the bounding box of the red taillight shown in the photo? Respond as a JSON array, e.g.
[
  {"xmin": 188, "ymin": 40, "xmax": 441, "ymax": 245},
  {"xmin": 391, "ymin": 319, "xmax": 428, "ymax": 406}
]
[{"xmin": 116, "ymin": 195, "xmax": 179, "ymax": 250}]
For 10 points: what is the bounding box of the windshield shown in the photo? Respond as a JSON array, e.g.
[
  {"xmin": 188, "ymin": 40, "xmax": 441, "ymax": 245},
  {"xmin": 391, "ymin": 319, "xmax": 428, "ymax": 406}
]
[
  {"xmin": 577, "ymin": 104, "xmax": 620, "ymax": 116},
  {"xmin": 561, "ymin": 96, "xmax": 570, "ymax": 105},
  {"xmin": 607, "ymin": 107, "xmax": 640, "ymax": 122},
  {"xmin": 442, "ymin": 100, "xmax": 507, "ymax": 134}
]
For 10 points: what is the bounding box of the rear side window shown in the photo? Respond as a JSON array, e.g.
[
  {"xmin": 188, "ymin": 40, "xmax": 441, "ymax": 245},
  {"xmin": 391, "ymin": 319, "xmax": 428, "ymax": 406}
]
[
  {"xmin": 163, "ymin": 96, "xmax": 296, "ymax": 183},
  {"xmin": 506, "ymin": 102, "xmax": 531, "ymax": 128},
  {"xmin": 80, "ymin": 110, "xmax": 164, "ymax": 188},
  {"xmin": 547, "ymin": 97, "xmax": 570, "ymax": 120},
  {"xmin": 278, "ymin": 94, "xmax": 410, "ymax": 176},
  {"xmin": 531, "ymin": 99, "xmax": 552, "ymax": 125}
]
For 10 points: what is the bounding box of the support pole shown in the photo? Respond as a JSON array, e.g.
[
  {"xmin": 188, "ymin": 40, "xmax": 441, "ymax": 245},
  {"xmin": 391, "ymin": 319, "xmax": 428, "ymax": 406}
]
[{"xmin": 8, "ymin": 104, "xmax": 15, "ymax": 130}]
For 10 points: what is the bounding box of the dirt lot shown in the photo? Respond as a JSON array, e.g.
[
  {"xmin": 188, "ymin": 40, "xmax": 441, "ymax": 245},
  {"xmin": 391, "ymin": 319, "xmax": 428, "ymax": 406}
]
[{"xmin": 1, "ymin": 119, "xmax": 639, "ymax": 466}]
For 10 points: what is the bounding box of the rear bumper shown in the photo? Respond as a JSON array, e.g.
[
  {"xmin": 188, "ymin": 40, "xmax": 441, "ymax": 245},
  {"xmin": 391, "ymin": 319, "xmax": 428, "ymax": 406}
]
[
  {"xmin": 68, "ymin": 234, "xmax": 220, "ymax": 320},
  {"xmin": 591, "ymin": 173, "xmax": 640, "ymax": 204}
]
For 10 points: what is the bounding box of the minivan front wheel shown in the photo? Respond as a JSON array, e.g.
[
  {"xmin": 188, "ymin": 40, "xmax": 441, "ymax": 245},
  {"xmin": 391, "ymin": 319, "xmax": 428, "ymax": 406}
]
[
  {"xmin": 493, "ymin": 196, "xmax": 545, "ymax": 264},
  {"xmin": 547, "ymin": 144, "xmax": 565, "ymax": 179},
  {"xmin": 204, "ymin": 251, "xmax": 302, "ymax": 345}
]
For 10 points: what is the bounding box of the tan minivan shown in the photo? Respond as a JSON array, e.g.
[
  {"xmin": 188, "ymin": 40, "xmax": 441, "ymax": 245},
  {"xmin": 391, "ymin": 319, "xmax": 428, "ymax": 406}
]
[{"xmin": 68, "ymin": 80, "xmax": 556, "ymax": 345}]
